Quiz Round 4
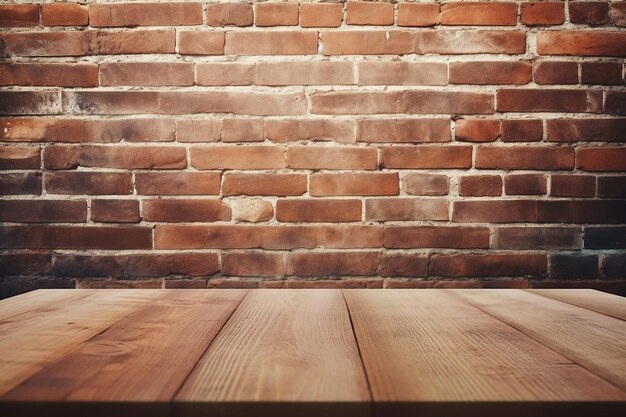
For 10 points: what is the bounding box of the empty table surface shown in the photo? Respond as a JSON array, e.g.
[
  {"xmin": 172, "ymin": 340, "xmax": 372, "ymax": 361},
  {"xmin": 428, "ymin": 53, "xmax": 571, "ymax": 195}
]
[{"xmin": 0, "ymin": 288, "xmax": 624, "ymax": 417}]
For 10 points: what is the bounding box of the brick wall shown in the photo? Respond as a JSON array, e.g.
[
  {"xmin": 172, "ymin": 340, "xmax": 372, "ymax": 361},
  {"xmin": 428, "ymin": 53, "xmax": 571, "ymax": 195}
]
[{"xmin": 0, "ymin": 0, "xmax": 625, "ymax": 297}]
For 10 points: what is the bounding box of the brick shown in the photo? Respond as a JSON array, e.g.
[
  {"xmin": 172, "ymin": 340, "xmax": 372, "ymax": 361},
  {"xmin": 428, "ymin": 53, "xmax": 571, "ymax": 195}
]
[
  {"xmin": 0, "ymin": 226, "xmax": 152, "ymax": 249},
  {"xmin": 603, "ymin": 254, "xmax": 626, "ymax": 279},
  {"xmin": 287, "ymin": 146, "xmax": 377, "ymax": 170},
  {"xmin": 221, "ymin": 118, "xmax": 264, "ymax": 142},
  {"xmin": 505, "ymin": 174, "xmax": 547, "ymax": 196},
  {"xmin": 77, "ymin": 279, "xmax": 162, "ymax": 289},
  {"xmin": 222, "ymin": 252, "xmax": 286, "ymax": 277},
  {"xmin": 569, "ymin": 2, "xmax": 609, "ymax": 25},
  {"xmin": 311, "ymin": 91, "xmax": 493, "ymax": 115},
  {"xmin": 455, "ymin": 119, "xmax": 501, "ymax": 142},
  {"xmin": 430, "ymin": 254, "xmax": 547, "ymax": 278},
  {"xmin": 143, "ymin": 199, "xmax": 230, "ymax": 223},
  {"xmin": 322, "ymin": 30, "xmax": 525, "ymax": 55},
  {"xmin": 459, "ymin": 176, "xmax": 502, "ymax": 197},
  {"xmin": 450, "ymin": 61, "xmax": 531, "ymax": 85},
  {"xmin": 347, "ymin": 2, "xmax": 393, "ymax": 26},
  {"xmin": 0, "ymin": 30, "xmax": 175, "ymax": 57},
  {"xmin": 175, "ymin": 119, "xmax": 221, "ymax": 142},
  {"xmin": 576, "ymin": 148, "xmax": 626, "ymax": 171},
  {"xmin": 223, "ymin": 173, "xmax": 307, "ymax": 196},
  {"xmin": 90, "ymin": 2, "xmax": 203, "ymax": 27},
  {"xmin": 537, "ymin": 31, "xmax": 626, "ymax": 57},
  {"xmin": 497, "ymin": 89, "xmax": 602, "ymax": 113},
  {"xmin": 0, "ymin": 254, "xmax": 51, "ymax": 276},
  {"xmin": 358, "ymin": 62, "xmax": 447, "ymax": 86},
  {"xmin": 611, "ymin": 3, "xmax": 626, "ymax": 26},
  {"xmin": 476, "ymin": 146, "xmax": 574, "ymax": 170},
  {"xmin": 605, "ymin": 91, "xmax": 626, "ymax": 115},
  {"xmin": 0, "ymin": 146, "xmax": 40, "ymax": 169},
  {"xmin": 276, "ymin": 199, "xmax": 362, "ymax": 223},
  {"xmin": 550, "ymin": 175, "xmax": 596, "ymax": 197},
  {"xmin": 397, "ymin": 3, "xmax": 440, "ymax": 27},
  {"xmin": 136, "ymin": 172, "xmax": 220, "ymax": 196},
  {"xmin": 64, "ymin": 91, "xmax": 159, "ymax": 114},
  {"xmin": 547, "ymin": 119, "xmax": 626, "ymax": 142},
  {"xmin": 440, "ymin": 2, "xmax": 517, "ymax": 26},
  {"xmin": 0, "ymin": 200, "xmax": 85, "ymax": 223},
  {"xmin": 521, "ymin": 2, "xmax": 564, "ymax": 26},
  {"xmin": 384, "ymin": 280, "xmax": 482, "ymax": 289},
  {"xmin": 0, "ymin": 118, "xmax": 175, "ymax": 143},
  {"xmin": 231, "ymin": 199, "xmax": 274, "ymax": 223},
  {"xmin": 179, "ymin": 32, "xmax": 225, "ymax": 55},
  {"xmin": 91, "ymin": 200, "xmax": 140, "ymax": 223},
  {"xmin": 0, "ymin": 91, "xmax": 61, "ymax": 115},
  {"xmin": 502, "ymin": 120, "xmax": 543, "ymax": 142},
  {"xmin": 365, "ymin": 198, "xmax": 448, "ymax": 221},
  {"xmin": 380, "ymin": 146, "xmax": 472, "ymax": 169},
  {"xmin": 380, "ymin": 254, "xmax": 429, "ymax": 277},
  {"xmin": 310, "ymin": 173, "xmax": 399, "ymax": 196},
  {"xmin": 0, "ymin": 63, "xmax": 97, "ymax": 87},
  {"xmin": 581, "ymin": 62, "xmax": 622, "ymax": 85},
  {"xmin": 100, "ymin": 63, "xmax": 194, "ymax": 86},
  {"xmin": 225, "ymin": 31, "xmax": 318, "ymax": 55},
  {"xmin": 206, "ymin": 2, "xmax": 253, "ymax": 27},
  {"xmin": 0, "ymin": 4, "xmax": 38, "ymax": 27},
  {"xmin": 551, "ymin": 255, "xmax": 599, "ymax": 279},
  {"xmin": 256, "ymin": 61, "xmax": 354, "ymax": 85},
  {"xmin": 156, "ymin": 224, "xmax": 382, "ymax": 249},
  {"xmin": 534, "ymin": 61, "xmax": 578, "ymax": 85},
  {"xmin": 42, "ymin": 3, "xmax": 88, "ymax": 26},
  {"xmin": 598, "ymin": 177, "xmax": 626, "ymax": 198},
  {"xmin": 262, "ymin": 279, "xmax": 383, "ymax": 289},
  {"xmin": 265, "ymin": 119, "xmax": 355, "ymax": 143},
  {"xmin": 196, "ymin": 63, "xmax": 255, "ymax": 86},
  {"xmin": 44, "ymin": 172, "xmax": 132, "ymax": 195},
  {"xmin": 494, "ymin": 227, "xmax": 581, "ymax": 250},
  {"xmin": 0, "ymin": 173, "xmax": 41, "ymax": 195},
  {"xmin": 403, "ymin": 174, "xmax": 449, "ymax": 196},
  {"xmin": 453, "ymin": 200, "xmax": 539, "ymax": 223},
  {"xmin": 300, "ymin": 3, "xmax": 343, "ymax": 28},
  {"xmin": 585, "ymin": 227, "xmax": 626, "ymax": 249},
  {"xmin": 287, "ymin": 252, "xmax": 380, "ymax": 276},
  {"xmin": 255, "ymin": 2, "xmax": 299, "ymax": 26},
  {"xmin": 165, "ymin": 279, "xmax": 208, "ymax": 289},
  {"xmin": 192, "ymin": 146, "xmax": 284, "ymax": 170},
  {"xmin": 44, "ymin": 145, "xmax": 186, "ymax": 170},
  {"xmin": 384, "ymin": 226, "xmax": 490, "ymax": 249},
  {"xmin": 357, "ymin": 119, "xmax": 450, "ymax": 143}
]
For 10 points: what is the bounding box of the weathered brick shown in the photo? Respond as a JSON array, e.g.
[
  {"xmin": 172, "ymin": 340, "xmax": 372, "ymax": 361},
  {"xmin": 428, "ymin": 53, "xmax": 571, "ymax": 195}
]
[
  {"xmin": 231, "ymin": 199, "xmax": 274, "ymax": 223},
  {"xmin": 222, "ymin": 252, "xmax": 286, "ymax": 277},
  {"xmin": 286, "ymin": 252, "xmax": 380, "ymax": 276},
  {"xmin": 550, "ymin": 255, "xmax": 599, "ymax": 279},
  {"xmin": 300, "ymin": 3, "xmax": 343, "ymax": 28},
  {"xmin": 521, "ymin": 2, "xmax": 564, "ymax": 26},
  {"xmin": 403, "ymin": 174, "xmax": 449, "ymax": 196},
  {"xmin": 42, "ymin": 3, "xmax": 88, "ymax": 26},
  {"xmin": 534, "ymin": 61, "xmax": 578, "ymax": 85},
  {"xmin": 603, "ymin": 254, "xmax": 626, "ymax": 279},
  {"xmin": 44, "ymin": 145, "xmax": 186, "ymax": 170},
  {"xmin": 91, "ymin": 200, "xmax": 140, "ymax": 223},
  {"xmin": 0, "ymin": 200, "xmax": 86, "ymax": 223},
  {"xmin": 397, "ymin": 3, "xmax": 440, "ymax": 27},
  {"xmin": 537, "ymin": 31, "xmax": 626, "ymax": 56},
  {"xmin": 581, "ymin": 62, "xmax": 623, "ymax": 85},
  {"xmin": 455, "ymin": 119, "xmax": 501, "ymax": 142},
  {"xmin": 347, "ymin": 2, "xmax": 393, "ymax": 26},
  {"xmin": 143, "ymin": 199, "xmax": 230, "ymax": 222},
  {"xmin": 430, "ymin": 254, "xmax": 547, "ymax": 277},
  {"xmin": 384, "ymin": 226, "xmax": 490, "ymax": 249},
  {"xmin": 192, "ymin": 146, "xmax": 284, "ymax": 170},
  {"xmin": 359, "ymin": 62, "xmax": 447, "ymax": 86},
  {"xmin": 0, "ymin": 4, "xmax": 39, "ymax": 27},
  {"xmin": 90, "ymin": 2, "xmax": 203, "ymax": 27},
  {"xmin": 0, "ymin": 91, "xmax": 61, "ymax": 115},
  {"xmin": 175, "ymin": 119, "xmax": 221, "ymax": 142},
  {"xmin": 502, "ymin": 119, "xmax": 543, "ymax": 142},
  {"xmin": 0, "ymin": 173, "xmax": 41, "ymax": 195},
  {"xmin": 548, "ymin": 119, "xmax": 626, "ymax": 142},
  {"xmin": 450, "ymin": 61, "xmax": 531, "ymax": 85},
  {"xmin": 44, "ymin": 172, "xmax": 132, "ymax": 195},
  {"xmin": 0, "ymin": 146, "xmax": 40, "ymax": 169},
  {"xmin": 476, "ymin": 147, "xmax": 574, "ymax": 170},
  {"xmin": 310, "ymin": 173, "xmax": 399, "ymax": 196},
  {"xmin": 0, "ymin": 226, "xmax": 152, "ymax": 249},
  {"xmin": 497, "ymin": 89, "xmax": 602, "ymax": 113},
  {"xmin": 223, "ymin": 173, "xmax": 307, "ymax": 196},
  {"xmin": 569, "ymin": 2, "xmax": 609, "ymax": 25},
  {"xmin": 505, "ymin": 174, "xmax": 547, "ymax": 196},
  {"xmin": 357, "ymin": 119, "xmax": 450, "ymax": 143},
  {"xmin": 585, "ymin": 227, "xmax": 626, "ymax": 249},
  {"xmin": 576, "ymin": 148, "xmax": 626, "ymax": 171},
  {"xmin": 255, "ymin": 2, "xmax": 299, "ymax": 26},
  {"xmin": 0, "ymin": 64, "xmax": 98, "ymax": 87},
  {"xmin": 365, "ymin": 198, "xmax": 449, "ymax": 221},
  {"xmin": 196, "ymin": 63, "xmax": 255, "ymax": 86},
  {"xmin": 598, "ymin": 177, "xmax": 626, "ymax": 198},
  {"xmin": 276, "ymin": 199, "xmax": 362, "ymax": 222},
  {"xmin": 206, "ymin": 2, "xmax": 253, "ymax": 27},
  {"xmin": 550, "ymin": 175, "xmax": 596, "ymax": 197},
  {"xmin": 380, "ymin": 146, "xmax": 472, "ymax": 169},
  {"xmin": 100, "ymin": 62, "xmax": 194, "ymax": 86},
  {"xmin": 494, "ymin": 227, "xmax": 581, "ymax": 250},
  {"xmin": 0, "ymin": 254, "xmax": 51, "ymax": 276},
  {"xmin": 136, "ymin": 172, "xmax": 220, "ymax": 196},
  {"xmin": 256, "ymin": 61, "xmax": 354, "ymax": 85},
  {"xmin": 221, "ymin": 118, "xmax": 264, "ymax": 142},
  {"xmin": 380, "ymin": 254, "xmax": 429, "ymax": 277},
  {"xmin": 440, "ymin": 2, "xmax": 517, "ymax": 26},
  {"xmin": 225, "ymin": 31, "xmax": 318, "ymax": 55},
  {"xmin": 287, "ymin": 146, "xmax": 377, "ymax": 170},
  {"xmin": 265, "ymin": 119, "xmax": 355, "ymax": 143},
  {"xmin": 459, "ymin": 175, "xmax": 502, "ymax": 197},
  {"xmin": 179, "ymin": 31, "xmax": 225, "ymax": 55}
]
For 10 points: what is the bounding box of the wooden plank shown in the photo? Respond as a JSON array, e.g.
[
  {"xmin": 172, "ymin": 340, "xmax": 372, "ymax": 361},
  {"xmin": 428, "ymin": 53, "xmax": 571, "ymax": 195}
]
[
  {"xmin": 454, "ymin": 289, "xmax": 626, "ymax": 392},
  {"xmin": 527, "ymin": 289, "xmax": 626, "ymax": 321},
  {"xmin": 343, "ymin": 289, "xmax": 626, "ymax": 417},
  {"xmin": 0, "ymin": 289, "xmax": 163, "ymax": 396},
  {"xmin": 1, "ymin": 289, "xmax": 248, "ymax": 417},
  {"xmin": 0, "ymin": 290, "xmax": 83, "ymax": 322},
  {"xmin": 175, "ymin": 289, "xmax": 371, "ymax": 417}
]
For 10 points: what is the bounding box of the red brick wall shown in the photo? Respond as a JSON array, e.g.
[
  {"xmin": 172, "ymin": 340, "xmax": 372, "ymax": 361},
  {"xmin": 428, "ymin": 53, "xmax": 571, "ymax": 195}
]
[{"xmin": 0, "ymin": 1, "xmax": 625, "ymax": 296}]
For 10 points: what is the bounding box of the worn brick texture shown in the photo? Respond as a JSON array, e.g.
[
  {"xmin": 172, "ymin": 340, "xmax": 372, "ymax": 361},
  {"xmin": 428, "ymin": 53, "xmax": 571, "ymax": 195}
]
[{"xmin": 0, "ymin": 0, "xmax": 625, "ymax": 297}]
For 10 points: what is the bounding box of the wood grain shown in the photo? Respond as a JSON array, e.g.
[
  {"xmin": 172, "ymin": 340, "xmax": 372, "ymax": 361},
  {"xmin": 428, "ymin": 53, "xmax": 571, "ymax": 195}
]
[
  {"xmin": 343, "ymin": 289, "xmax": 626, "ymax": 415},
  {"xmin": 454, "ymin": 289, "xmax": 626, "ymax": 391},
  {"xmin": 527, "ymin": 289, "xmax": 626, "ymax": 321},
  {"xmin": 0, "ymin": 290, "xmax": 81, "ymax": 322},
  {"xmin": 0, "ymin": 289, "xmax": 163, "ymax": 396},
  {"xmin": 175, "ymin": 289, "xmax": 370, "ymax": 417}
]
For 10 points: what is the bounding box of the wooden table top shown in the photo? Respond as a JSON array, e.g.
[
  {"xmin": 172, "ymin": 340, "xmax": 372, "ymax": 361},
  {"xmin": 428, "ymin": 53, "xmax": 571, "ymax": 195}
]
[{"xmin": 0, "ymin": 288, "xmax": 624, "ymax": 417}]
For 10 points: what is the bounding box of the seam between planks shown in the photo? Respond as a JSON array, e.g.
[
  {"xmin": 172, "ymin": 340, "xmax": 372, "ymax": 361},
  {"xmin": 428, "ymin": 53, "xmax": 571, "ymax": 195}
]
[
  {"xmin": 341, "ymin": 289, "xmax": 375, "ymax": 417},
  {"xmin": 522, "ymin": 289, "xmax": 626, "ymax": 322},
  {"xmin": 168, "ymin": 288, "xmax": 251, "ymax": 417},
  {"xmin": 447, "ymin": 290, "xmax": 626, "ymax": 396}
]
